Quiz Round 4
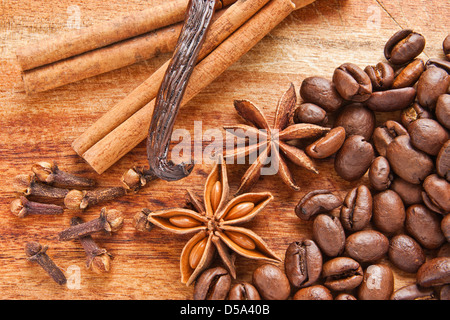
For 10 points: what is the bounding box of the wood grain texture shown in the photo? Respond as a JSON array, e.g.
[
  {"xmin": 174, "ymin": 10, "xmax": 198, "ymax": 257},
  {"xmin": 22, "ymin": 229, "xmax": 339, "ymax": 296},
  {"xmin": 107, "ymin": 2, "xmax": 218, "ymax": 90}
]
[{"xmin": 0, "ymin": 0, "xmax": 448, "ymax": 299}]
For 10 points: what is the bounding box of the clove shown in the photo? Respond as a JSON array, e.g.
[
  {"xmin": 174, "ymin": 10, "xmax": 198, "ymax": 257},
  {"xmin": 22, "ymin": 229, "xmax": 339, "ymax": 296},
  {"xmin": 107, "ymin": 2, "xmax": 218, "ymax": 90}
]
[
  {"xmin": 25, "ymin": 241, "xmax": 67, "ymax": 285},
  {"xmin": 121, "ymin": 166, "xmax": 156, "ymax": 192},
  {"xmin": 57, "ymin": 207, "xmax": 123, "ymax": 241},
  {"xmin": 13, "ymin": 173, "xmax": 69, "ymax": 201},
  {"xmin": 32, "ymin": 161, "xmax": 96, "ymax": 189},
  {"xmin": 10, "ymin": 196, "xmax": 64, "ymax": 218},
  {"xmin": 64, "ymin": 186, "xmax": 126, "ymax": 210},
  {"xmin": 70, "ymin": 217, "xmax": 113, "ymax": 273},
  {"xmin": 133, "ymin": 208, "xmax": 153, "ymax": 232}
]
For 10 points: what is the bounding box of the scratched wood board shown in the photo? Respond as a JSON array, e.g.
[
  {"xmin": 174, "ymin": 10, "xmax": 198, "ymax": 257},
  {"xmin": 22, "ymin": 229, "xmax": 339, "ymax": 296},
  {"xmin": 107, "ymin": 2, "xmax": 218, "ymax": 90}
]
[{"xmin": 0, "ymin": 0, "xmax": 448, "ymax": 300}]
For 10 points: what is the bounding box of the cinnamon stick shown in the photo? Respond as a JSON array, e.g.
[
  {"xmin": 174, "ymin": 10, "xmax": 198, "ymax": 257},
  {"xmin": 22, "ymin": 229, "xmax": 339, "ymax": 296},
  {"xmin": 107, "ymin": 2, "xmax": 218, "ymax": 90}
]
[
  {"xmin": 72, "ymin": 0, "xmax": 272, "ymax": 157},
  {"xmin": 78, "ymin": 0, "xmax": 317, "ymax": 174},
  {"xmin": 16, "ymin": 0, "xmax": 236, "ymax": 71}
]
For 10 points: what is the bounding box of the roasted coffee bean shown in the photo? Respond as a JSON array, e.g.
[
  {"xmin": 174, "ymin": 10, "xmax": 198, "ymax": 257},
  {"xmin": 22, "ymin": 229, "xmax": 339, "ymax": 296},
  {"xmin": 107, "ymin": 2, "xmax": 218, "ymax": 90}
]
[
  {"xmin": 333, "ymin": 103, "xmax": 376, "ymax": 140},
  {"xmin": 366, "ymin": 87, "xmax": 416, "ymax": 112},
  {"xmin": 372, "ymin": 120, "xmax": 408, "ymax": 157},
  {"xmin": 384, "ymin": 29, "xmax": 426, "ymax": 65},
  {"xmin": 193, "ymin": 267, "xmax": 231, "ymax": 300},
  {"xmin": 444, "ymin": 34, "xmax": 450, "ymax": 59},
  {"xmin": 417, "ymin": 66, "xmax": 450, "ymax": 110},
  {"xmin": 439, "ymin": 243, "xmax": 450, "ymax": 258},
  {"xmin": 422, "ymin": 174, "xmax": 450, "ymax": 214},
  {"xmin": 345, "ymin": 230, "xmax": 389, "ymax": 263},
  {"xmin": 284, "ymin": 240, "xmax": 322, "ymax": 289},
  {"xmin": 369, "ymin": 156, "xmax": 392, "ymax": 191},
  {"xmin": 335, "ymin": 293, "xmax": 357, "ymax": 300},
  {"xmin": 408, "ymin": 119, "xmax": 449, "ymax": 156},
  {"xmin": 388, "ymin": 234, "xmax": 425, "ymax": 273},
  {"xmin": 322, "ymin": 257, "xmax": 363, "ymax": 291},
  {"xmin": 373, "ymin": 189, "xmax": 405, "ymax": 235},
  {"xmin": 436, "ymin": 94, "xmax": 450, "ymax": 129},
  {"xmin": 440, "ymin": 285, "xmax": 450, "ymax": 300},
  {"xmin": 293, "ymin": 103, "xmax": 328, "ymax": 126},
  {"xmin": 306, "ymin": 126, "xmax": 346, "ymax": 159},
  {"xmin": 426, "ymin": 58, "xmax": 450, "ymax": 73},
  {"xmin": 335, "ymin": 135, "xmax": 374, "ymax": 181},
  {"xmin": 364, "ymin": 62, "xmax": 394, "ymax": 91},
  {"xmin": 300, "ymin": 76, "xmax": 344, "ymax": 112},
  {"xmin": 295, "ymin": 189, "xmax": 342, "ymax": 221},
  {"xmin": 390, "ymin": 284, "xmax": 435, "ymax": 300},
  {"xmin": 340, "ymin": 185, "xmax": 372, "ymax": 232},
  {"xmin": 390, "ymin": 177, "xmax": 423, "ymax": 206},
  {"xmin": 442, "ymin": 214, "xmax": 450, "ymax": 243},
  {"xmin": 401, "ymin": 102, "xmax": 433, "ymax": 129},
  {"xmin": 417, "ymin": 257, "xmax": 450, "ymax": 287},
  {"xmin": 392, "ymin": 59, "xmax": 425, "ymax": 88},
  {"xmin": 358, "ymin": 264, "xmax": 394, "ymax": 300},
  {"xmin": 228, "ymin": 282, "xmax": 261, "ymax": 300},
  {"xmin": 437, "ymin": 141, "xmax": 450, "ymax": 181},
  {"xmin": 313, "ymin": 214, "xmax": 345, "ymax": 257},
  {"xmin": 292, "ymin": 285, "xmax": 333, "ymax": 300},
  {"xmin": 386, "ymin": 135, "xmax": 434, "ymax": 185},
  {"xmin": 405, "ymin": 204, "xmax": 445, "ymax": 250},
  {"xmin": 333, "ymin": 63, "xmax": 372, "ymax": 102},
  {"xmin": 252, "ymin": 264, "xmax": 290, "ymax": 300}
]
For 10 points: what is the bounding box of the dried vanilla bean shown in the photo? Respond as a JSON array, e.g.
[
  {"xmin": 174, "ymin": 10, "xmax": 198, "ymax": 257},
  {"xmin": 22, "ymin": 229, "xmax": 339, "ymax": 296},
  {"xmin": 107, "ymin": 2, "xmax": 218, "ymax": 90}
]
[
  {"xmin": 64, "ymin": 186, "xmax": 126, "ymax": 210},
  {"xmin": 10, "ymin": 196, "xmax": 63, "ymax": 218},
  {"xmin": 13, "ymin": 174, "xmax": 69, "ymax": 200},
  {"xmin": 147, "ymin": 0, "xmax": 216, "ymax": 181},
  {"xmin": 121, "ymin": 166, "xmax": 156, "ymax": 191},
  {"xmin": 32, "ymin": 161, "xmax": 96, "ymax": 189}
]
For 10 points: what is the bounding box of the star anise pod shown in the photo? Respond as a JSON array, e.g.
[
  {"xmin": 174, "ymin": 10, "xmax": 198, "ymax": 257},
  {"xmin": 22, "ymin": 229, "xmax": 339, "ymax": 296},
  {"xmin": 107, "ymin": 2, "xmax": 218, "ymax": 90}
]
[
  {"xmin": 147, "ymin": 156, "xmax": 280, "ymax": 286},
  {"xmin": 224, "ymin": 83, "xmax": 330, "ymax": 194}
]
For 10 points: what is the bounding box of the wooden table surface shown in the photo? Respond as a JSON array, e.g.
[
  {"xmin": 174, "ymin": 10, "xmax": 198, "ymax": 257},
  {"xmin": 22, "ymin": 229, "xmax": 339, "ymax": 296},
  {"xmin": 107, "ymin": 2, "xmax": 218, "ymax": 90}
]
[{"xmin": 0, "ymin": 0, "xmax": 448, "ymax": 300}]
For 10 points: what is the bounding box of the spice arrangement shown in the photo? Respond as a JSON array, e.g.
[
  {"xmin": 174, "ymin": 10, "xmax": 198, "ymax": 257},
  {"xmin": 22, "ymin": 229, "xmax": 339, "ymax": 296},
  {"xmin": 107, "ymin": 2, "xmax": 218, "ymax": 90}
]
[{"xmin": 5, "ymin": 0, "xmax": 450, "ymax": 301}]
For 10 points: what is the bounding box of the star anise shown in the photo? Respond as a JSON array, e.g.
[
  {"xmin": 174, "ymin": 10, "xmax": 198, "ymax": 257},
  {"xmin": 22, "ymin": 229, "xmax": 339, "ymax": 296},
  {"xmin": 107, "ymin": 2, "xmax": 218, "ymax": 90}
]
[
  {"xmin": 147, "ymin": 156, "xmax": 280, "ymax": 286},
  {"xmin": 224, "ymin": 83, "xmax": 330, "ymax": 194}
]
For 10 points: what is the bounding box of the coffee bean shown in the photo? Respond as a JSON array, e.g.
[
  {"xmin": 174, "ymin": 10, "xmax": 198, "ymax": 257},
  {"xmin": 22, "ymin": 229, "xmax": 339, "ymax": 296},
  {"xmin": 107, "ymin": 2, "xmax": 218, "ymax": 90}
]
[
  {"xmin": 439, "ymin": 243, "xmax": 450, "ymax": 258},
  {"xmin": 227, "ymin": 282, "xmax": 261, "ymax": 300},
  {"xmin": 405, "ymin": 204, "xmax": 445, "ymax": 250},
  {"xmin": 333, "ymin": 63, "xmax": 372, "ymax": 102},
  {"xmin": 401, "ymin": 102, "xmax": 433, "ymax": 129},
  {"xmin": 390, "ymin": 284, "xmax": 435, "ymax": 300},
  {"xmin": 335, "ymin": 293, "xmax": 357, "ymax": 300},
  {"xmin": 345, "ymin": 230, "xmax": 389, "ymax": 263},
  {"xmin": 436, "ymin": 94, "xmax": 450, "ymax": 129},
  {"xmin": 252, "ymin": 264, "xmax": 290, "ymax": 300},
  {"xmin": 384, "ymin": 29, "xmax": 426, "ymax": 65},
  {"xmin": 372, "ymin": 120, "xmax": 408, "ymax": 157},
  {"xmin": 440, "ymin": 285, "xmax": 450, "ymax": 300},
  {"xmin": 422, "ymin": 174, "xmax": 450, "ymax": 214},
  {"xmin": 292, "ymin": 285, "xmax": 333, "ymax": 300},
  {"xmin": 368, "ymin": 156, "xmax": 392, "ymax": 191},
  {"xmin": 333, "ymin": 103, "xmax": 376, "ymax": 140},
  {"xmin": 293, "ymin": 103, "xmax": 328, "ymax": 125},
  {"xmin": 417, "ymin": 257, "xmax": 450, "ymax": 287},
  {"xmin": 444, "ymin": 34, "xmax": 450, "ymax": 58},
  {"xmin": 441, "ymin": 215, "xmax": 450, "ymax": 243},
  {"xmin": 340, "ymin": 185, "xmax": 372, "ymax": 232},
  {"xmin": 300, "ymin": 76, "xmax": 344, "ymax": 112},
  {"xmin": 334, "ymin": 135, "xmax": 374, "ymax": 181},
  {"xmin": 358, "ymin": 264, "xmax": 394, "ymax": 300},
  {"xmin": 322, "ymin": 257, "xmax": 363, "ymax": 291},
  {"xmin": 366, "ymin": 87, "xmax": 416, "ymax": 112},
  {"xmin": 408, "ymin": 119, "xmax": 449, "ymax": 156},
  {"xmin": 284, "ymin": 240, "xmax": 322, "ymax": 289},
  {"xmin": 313, "ymin": 214, "xmax": 345, "ymax": 257},
  {"xmin": 390, "ymin": 177, "xmax": 423, "ymax": 206},
  {"xmin": 437, "ymin": 141, "xmax": 450, "ymax": 181},
  {"xmin": 373, "ymin": 189, "xmax": 405, "ymax": 235},
  {"xmin": 392, "ymin": 59, "xmax": 425, "ymax": 88},
  {"xmin": 306, "ymin": 126, "xmax": 346, "ymax": 159},
  {"xmin": 417, "ymin": 66, "xmax": 450, "ymax": 110},
  {"xmin": 193, "ymin": 267, "xmax": 231, "ymax": 300},
  {"xmin": 388, "ymin": 234, "xmax": 425, "ymax": 273},
  {"xmin": 364, "ymin": 62, "xmax": 394, "ymax": 91},
  {"xmin": 386, "ymin": 135, "xmax": 434, "ymax": 185},
  {"xmin": 295, "ymin": 189, "xmax": 342, "ymax": 221},
  {"xmin": 426, "ymin": 58, "xmax": 450, "ymax": 73}
]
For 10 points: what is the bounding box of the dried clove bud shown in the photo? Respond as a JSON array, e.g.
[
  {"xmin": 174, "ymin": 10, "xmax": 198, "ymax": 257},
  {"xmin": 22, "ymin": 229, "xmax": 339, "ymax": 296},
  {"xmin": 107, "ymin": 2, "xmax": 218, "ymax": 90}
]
[
  {"xmin": 64, "ymin": 186, "xmax": 126, "ymax": 210},
  {"xmin": 25, "ymin": 241, "xmax": 67, "ymax": 285},
  {"xmin": 57, "ymin": 207, "xmax": 124, "ymax": 241},
  {"xmin": 121, "ymin": 166, "xmax": 156, "ymax": 192},
  {"xmin": 10, "ymin": 196, "xmax": 64, "ymax": 218},
  {"xmin": 70, "ymin": 217, "xmax": 113, "ymax": 273},
  {"xmin": 32, "ymin": 161, "xmax": 96, "ymax": 189},
  {"xmin": 13, "ymin": 174, "xmax": 69, "ymax": 201},
  {"xmin": 133, "ymin": 208, "xmax": 153, "ymax": 232}
]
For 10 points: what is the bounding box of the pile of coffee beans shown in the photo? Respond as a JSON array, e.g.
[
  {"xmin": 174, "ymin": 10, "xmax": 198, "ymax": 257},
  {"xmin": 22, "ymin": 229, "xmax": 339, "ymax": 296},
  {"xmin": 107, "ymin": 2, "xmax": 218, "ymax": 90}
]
[{"xmin": 192, "ymin": 30, "xmax": 449, "ymax": 300}]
